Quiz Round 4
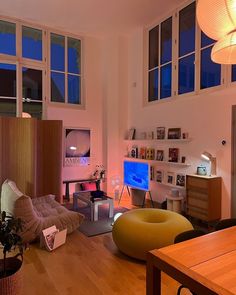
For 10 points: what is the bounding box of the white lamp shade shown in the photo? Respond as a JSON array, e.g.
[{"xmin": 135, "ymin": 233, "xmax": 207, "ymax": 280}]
[
  {"xmin": 197, "ymin": 0, "xmax": 236, "ymax": 40},
  {"xmin": 201, "ymin": 151, "xmax": 212, "ymax": 161},
  {"xmin": 211, "ymin": 32, "xmax": 236, "ymax": 64}
]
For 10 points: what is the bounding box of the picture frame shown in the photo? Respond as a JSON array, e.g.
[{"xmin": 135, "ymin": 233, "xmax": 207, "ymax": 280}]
[
  {"xmin": 146, "ymin": 148, "xmax": 155, "ymax": 160},
  {"xmin": 168, "ymin": 148, "xmax": 179, "ymax": 162},
  {"xmin": 167, "ymin": 128, "xmax": 181, "ymax": 139},
  {"xmin": 150, "ymin": 166, "xmax": 154, "ymax": 181},
  {"xmin": 64, "ymin": 128, "xmax": 90, "ymax": 167},
  {"xmin": 156, "ymin": 150, "xmax": 164, "ymax": 161},
  {"xmin": 130, "ymin": 146, "xmax": 138, "ymax": 158},
  {"xmin": 156, "ymin": 127, "xmax": 165, "ymax": 139},
  {"xmin": 167, "ymin": 172, "xmax": 175, "ymax": 185},
  {"xmin": 176, "ymin": 174, "xmax": 186, "ymax": 187},
  {"xmin": 156, "ymin": 170, "xmax": 164, "ymax": 183},
  {"xmin": 128, "ymin": 128, "xmax": 136, "ymax": 140},
  {"xmin": 139, "ymin": 147, "xmax": 147, "ymax": 159},
  {"xmin": 147, "ymin": 131, "xmax": 154, "ymax": 140}
]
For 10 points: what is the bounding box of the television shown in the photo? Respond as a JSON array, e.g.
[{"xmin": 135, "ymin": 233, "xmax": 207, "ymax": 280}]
[{"xmin": 123, "ymin": 160, "xmax": 149, "ymax": 191}]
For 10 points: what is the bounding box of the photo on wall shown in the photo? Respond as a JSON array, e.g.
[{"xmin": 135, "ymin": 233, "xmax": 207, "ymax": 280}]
[
  {"xmin": 64, "ymin": 128, "xmax": 90, "ymax": 166},
  {"xmin": 167, "ymin": 172, "xmax": 175, "ymax": 185}
]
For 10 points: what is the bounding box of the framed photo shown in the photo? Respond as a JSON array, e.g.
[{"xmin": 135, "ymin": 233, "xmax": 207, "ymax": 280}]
[
  {"xmin": 139, "ymin": 147, "xmax": 147, "ymax": 159},
  {"xmin": 156, "ymin": 127, "xmax": 165, "ymax": 139},
  {"xmin": 156, "ymin": 170, "xmax": 164, "ymax": 183},
  {"xmin": 176, "ymin": 174, "xmax": 186, "ymax": 187},
  {"xmin": 167, "ymin": 128, "xmax": 181, "ymax": 139},
  {"xmin": 146, "ymin": 148, "xmax": 155, "ymax": 160},
  {"xmin": 128, "ymin": 128, "xmax": 136, "ymax": 140},
  {"xmin": 130, "ymin": 146, "xmax": 138, "ymax": 158},
  {"xmin": 167, "ymin": 172, "xmax": 175, "ymax": 185},
  {"xmin": 156, "ymin": 150, "xmax": 164, "ymax": 161},
  {"xmin": 64, "ymin": 128, "xmax": 90, "ymax": 166},
  {"xmin": 168, "ymin": 148, "xmax": 179, "ymax": 162}
]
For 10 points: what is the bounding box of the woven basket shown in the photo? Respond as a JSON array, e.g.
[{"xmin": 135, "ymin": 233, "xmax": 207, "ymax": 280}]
[{"xmin": 0, "ymin": 254, "xmax": 23, "ymax": 295}]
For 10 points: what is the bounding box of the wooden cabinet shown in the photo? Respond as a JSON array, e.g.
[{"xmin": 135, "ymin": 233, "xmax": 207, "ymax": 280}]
[
  {"xmin": 0, "ymin": 117, "xmax": 62, "ymax": 202},
  {"xmin": 186, "ymin": 175, "xmax": 222, "ymax": 222}
]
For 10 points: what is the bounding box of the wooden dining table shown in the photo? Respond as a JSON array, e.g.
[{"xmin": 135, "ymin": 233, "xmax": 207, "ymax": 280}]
[{"xmin": 146, "ymin": 226, "xmax": 236, "ymax": 295}]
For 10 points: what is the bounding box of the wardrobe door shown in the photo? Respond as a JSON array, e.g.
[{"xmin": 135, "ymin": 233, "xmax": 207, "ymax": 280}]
[
  {"xmin": 1, "ymin": 117, "xmax": 37, "ymax": 197},
  {"xmin": 37, "ymin": 120, "xmax": 62, "ymax": 202}
]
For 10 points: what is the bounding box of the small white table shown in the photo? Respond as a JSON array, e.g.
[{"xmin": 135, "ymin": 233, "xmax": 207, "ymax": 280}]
[
  {"xmin": 73, "ymin": 191, "xmax": 114, "ymax": 221},
  {"xmin": 166, "ymin": 195, "xmax": 183, "ymax": 214}
]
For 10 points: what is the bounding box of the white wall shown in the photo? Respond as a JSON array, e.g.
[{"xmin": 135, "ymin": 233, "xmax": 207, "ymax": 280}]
[{"xmin": 126, "ymin": 28, "xmax": 236, "ymax": 218}]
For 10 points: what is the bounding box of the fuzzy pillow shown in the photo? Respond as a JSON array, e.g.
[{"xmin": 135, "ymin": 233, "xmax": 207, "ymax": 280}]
[{"xmin": 81, "ymin": 182, "xmax": 97, "ymax": 191}]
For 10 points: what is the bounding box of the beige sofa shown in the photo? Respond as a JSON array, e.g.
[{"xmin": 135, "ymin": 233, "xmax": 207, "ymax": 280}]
[{"xmin": 1, "ymin": 179, "xmax": 84, "ymax": 242}]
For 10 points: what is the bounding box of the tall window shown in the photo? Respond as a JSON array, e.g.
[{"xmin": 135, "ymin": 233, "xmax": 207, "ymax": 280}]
[
  {"xmin": 148, "ymin": 17, "xmax": 172, "ymax": 101},
  {"xmin": 50, "ymin": 34, "xmax": 81, "ymax": 104},
  {"xmin": 200, "ymin": 32, "xmax": 221, "ymax": 89},
  {"xmin": 178, "ymin": 2, "xmax": 195, "ymax": 95}
]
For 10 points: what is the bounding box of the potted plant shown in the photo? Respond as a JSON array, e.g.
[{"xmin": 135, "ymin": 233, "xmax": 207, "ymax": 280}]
[{"xmin": 0, "ymin": 211, "xmax": 24, "ymax": 295}]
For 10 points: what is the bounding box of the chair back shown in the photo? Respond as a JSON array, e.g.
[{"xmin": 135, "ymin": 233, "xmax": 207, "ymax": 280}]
[{"xmin": 174, "ymin": 229, "xmax": 205, "ymax": 244}]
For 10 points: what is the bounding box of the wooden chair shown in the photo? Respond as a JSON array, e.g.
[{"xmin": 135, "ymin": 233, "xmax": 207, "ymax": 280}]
[
  {"xmin": 174, "ymin": 229, "xmax": 206, "ymax": 295},
  {"xmin": 215, "ymin": 218, "xmax": 236, "ymax": 231}
]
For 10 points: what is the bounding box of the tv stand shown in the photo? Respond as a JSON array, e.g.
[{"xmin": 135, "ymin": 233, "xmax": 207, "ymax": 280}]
[{"xmin": 119, "ymin": 185, "xmax": 154, "ymax": 208}]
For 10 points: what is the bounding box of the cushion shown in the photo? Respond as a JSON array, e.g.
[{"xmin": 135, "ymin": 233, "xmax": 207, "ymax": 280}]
[
  {"xmin": 81, "ymin": 182, "xmax": 97, "ymax": 191},
  {"xmin": 1, "ymin": 179, "xmax": 24, "ymax": 215}
]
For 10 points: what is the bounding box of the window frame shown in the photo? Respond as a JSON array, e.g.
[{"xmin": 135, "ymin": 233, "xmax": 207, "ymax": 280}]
[
  {"xmin": 0, "ymin": 15, "xmax": 85, "ymax": 118},
  {"xmin": 144, "ymin": 0, "xmax": 227, "ymax": 106}
]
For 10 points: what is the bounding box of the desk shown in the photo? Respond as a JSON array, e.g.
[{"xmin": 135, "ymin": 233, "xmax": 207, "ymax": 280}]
[
  {"xmin": 63, "ymin": 178, "xmax": 100, "ymax": 200},
  {"xmin": 147, "ymin": 226, "xmax": 236, "ymax": 295}
]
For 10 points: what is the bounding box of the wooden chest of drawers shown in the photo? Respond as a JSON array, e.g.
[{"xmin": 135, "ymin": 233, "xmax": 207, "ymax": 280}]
[{"xmin": 186, "ymin": 175, "xmax": 222, "ymax": 222}]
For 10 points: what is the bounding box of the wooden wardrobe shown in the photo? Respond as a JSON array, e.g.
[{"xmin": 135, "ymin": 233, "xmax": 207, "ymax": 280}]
[{"xmin": 0, "ymin": 117, "xmax": 62, "ymax": 202}]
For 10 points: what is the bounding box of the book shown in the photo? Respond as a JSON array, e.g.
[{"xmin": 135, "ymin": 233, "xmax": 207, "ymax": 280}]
[{"xmin": 139, "ymin": 147, "xmax": 147, "ymax": 159}]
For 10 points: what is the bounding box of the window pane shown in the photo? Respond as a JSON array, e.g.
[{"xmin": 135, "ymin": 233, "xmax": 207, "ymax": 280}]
[
  {"xmin": 22, "ymin": 26, "xmax": 42, "ymax": 61},
  {"xmin": 51, "ymin": 72, "xmax": 65, "ymax": 102},
  {"xmin": 148, "ymin": 69, "xmax": 158, "ymax": 101},
  {"xmin": 149, "ymin": 26, "xmax": 159, "ymax": 69},
  {"xmin": 23, "ymin": 101, "xmax": 42, "ymax": 119},
  {"xmin": 178, "ymin": 54, "xmax": 195, "ymax": 94},
  {"xmin": 22, "ymin": 68, "xmax": 42, "ymax": 101},
  {"xmin": 0, "ymin": 98, "xmax": 16, "ymax": 117},
  {"xmin": 0, "ymin": 63, "xmax": 16, "ymax": 97},
  {"xmin": 0, "ymin": 20, "xmax": 16, "ymax": 55},
  {"xmin": 179, "ymin": 2, "xmax": 195, "ymax": 57},
  {"xmin": 232, "ymin": 65, "xmax": 236, "ymax": 82},
  {"xmin": 201, "ymin": 46, "xmax": 221, "ymax": 89},
  {"xmin": 161, "ymin": 17, "xmax": 172, "ymax": 64},
  {"xmin": 50, "ymin": 33, "xmax": 65, "ymax": 71},
  {"xmin": 68, "ymin": 75, "xmax": 80, "ymax": 104},
  {"xmin": 201, "ymin": 32, "xmax": 215, "ymax": 48},
  {"xmin": 160, "ymin": 64, "xmax": 172, "ymax": 99},
  {"xmin": 68, "ymin": 38, "xmax": 81, "ymax": 74}
]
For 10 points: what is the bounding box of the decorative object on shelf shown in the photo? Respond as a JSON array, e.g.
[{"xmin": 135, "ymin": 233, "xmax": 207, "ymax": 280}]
[
  {"xmin": 150, "ymin": 166, "xmax": 154, "ymax": 181},
  {"xmin": 167, "ymin": 172, "xmax": 175, "ymax": 185},
  {"xmin": 197, "ymin": 0, "xmax": 236, "ymax": 64},
  {"xmin": 176, "ymin": 174, "xmax": 185, "ymax": 187},
  {"xmin": 128, "ymin": 128, "xmax": 136, "ymax": 140},
  {"xmin": 139, "ymin": 147, "xmax": 147, "ymax": 159},
  {"xmin": 146, "ymin": 148, "xmax": 155, "ymax": 160},
  {"xmin": 168, "ymin": 128, "xmax": 181, "ymax": 139},
  {"xmin": 181, "ymin": 156, "xmax": 186, "ymax": 163},
  {"xmin": 130, "ymin": 146, "xmax": 138, "ymax": 158},
  {"xmin": 147, "ymin": 131, "xmax": 154, "ymax": 140},
  {"xmin": 197, "ymin": 166, "xmax": 207, "ymax": 176},
  {"xmin": 169, "ymin": 148, "xmax": 179, "ymax": 162},
  {"xmin": 201, "ymin": 151, "xmax": 217, "ymax": 176},
  {"xmin": 156, "ymin": 150, "xmax": 164, "ymax": 161},
  {"xmin": 64, "ymin": 128, "xmax": 90, "ymax": 166},
  {"xmin": 156, "ymin": 170, "xmax": 163, "ymax": 183},
  {"xmin": 182, "ymin": 132, "xmax": 189, "ymax": 139},
  {"xmin": 156, "ymin": 127, "xmax": 165, "ymax": 139}
]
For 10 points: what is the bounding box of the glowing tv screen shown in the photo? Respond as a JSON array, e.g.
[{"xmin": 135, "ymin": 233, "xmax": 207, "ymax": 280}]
[{"xmin": 123, "ymin": 161, "xmax": 149, "ymax": 191}]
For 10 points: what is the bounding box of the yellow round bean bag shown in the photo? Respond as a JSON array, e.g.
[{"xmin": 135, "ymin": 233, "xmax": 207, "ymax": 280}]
[{"xmin": 112, "ymin": 208, "xmax": 193, "ymax": 260}]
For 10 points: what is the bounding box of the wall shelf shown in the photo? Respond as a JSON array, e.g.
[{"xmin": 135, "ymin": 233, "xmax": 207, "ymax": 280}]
[
  {"xmin": 124, "ymin": 157, "xmax": 191, "ymax": 167},
  {"xmin": 152, "ymin": 181, "xmax": 186, "ymax": 190},
  {"xmin": 124, "ymin": 138, "xmax": 192, "ymax": 143}
]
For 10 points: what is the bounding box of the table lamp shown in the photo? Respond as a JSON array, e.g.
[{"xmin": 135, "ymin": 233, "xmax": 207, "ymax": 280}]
[{"xmin": 201, "ymin": 151, "xmax": 216, "ymax": 176}]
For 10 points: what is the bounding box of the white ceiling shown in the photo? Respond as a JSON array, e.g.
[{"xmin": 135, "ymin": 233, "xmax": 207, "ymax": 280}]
[{"xmin": 0, "ymin": 0, "xmax": 182, "ymax": 36}]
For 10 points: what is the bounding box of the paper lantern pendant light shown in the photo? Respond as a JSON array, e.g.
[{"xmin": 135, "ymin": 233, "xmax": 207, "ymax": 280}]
[{"xmin": 197, "ymin": 0, "xmax": 236, "ymax": 64}]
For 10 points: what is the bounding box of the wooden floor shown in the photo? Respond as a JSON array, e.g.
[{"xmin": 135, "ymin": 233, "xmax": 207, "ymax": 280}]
[{"xmin": 21, "ymin": 195, "xmax": 189, "ymax": 295}]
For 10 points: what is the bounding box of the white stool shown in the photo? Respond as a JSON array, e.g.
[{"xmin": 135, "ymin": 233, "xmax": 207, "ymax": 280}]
[
  {"xmin": 91, "ymin": 197, "xmax": 114, "ymax": 221},
  {"xmin": 166, "ymin": 195, "xmax": 183, "ymax": 214}
]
